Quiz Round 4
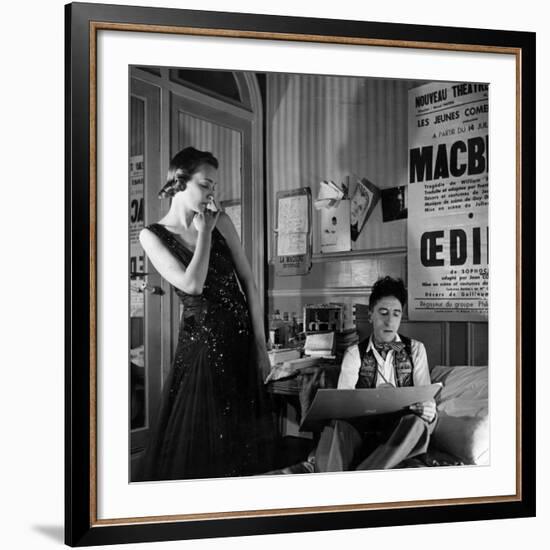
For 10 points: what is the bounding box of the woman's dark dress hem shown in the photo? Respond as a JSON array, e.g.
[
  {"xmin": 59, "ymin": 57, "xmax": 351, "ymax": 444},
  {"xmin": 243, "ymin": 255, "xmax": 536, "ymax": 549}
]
[{"xmin": 136, "ymin": 223, "xmax": 276, "ymax": 481}]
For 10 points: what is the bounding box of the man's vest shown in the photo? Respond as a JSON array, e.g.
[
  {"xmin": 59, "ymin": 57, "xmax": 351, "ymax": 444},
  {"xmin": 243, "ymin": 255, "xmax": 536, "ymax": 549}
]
[{"xmin": 356, "ymin": 334, "xmax": 414, "ymax": 389}]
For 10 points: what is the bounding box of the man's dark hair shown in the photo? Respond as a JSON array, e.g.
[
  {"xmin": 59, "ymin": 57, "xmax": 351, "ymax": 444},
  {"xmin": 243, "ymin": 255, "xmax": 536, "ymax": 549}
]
[{"xmin": 369, "ymin": 276, "xmax": 407, "ymax": 309}]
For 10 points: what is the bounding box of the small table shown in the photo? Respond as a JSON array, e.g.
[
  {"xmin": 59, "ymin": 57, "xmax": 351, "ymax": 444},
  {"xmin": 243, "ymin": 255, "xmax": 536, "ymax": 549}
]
[{"xmin": 266, "ymin": 362, "xmax": 341, "ymax": 436}]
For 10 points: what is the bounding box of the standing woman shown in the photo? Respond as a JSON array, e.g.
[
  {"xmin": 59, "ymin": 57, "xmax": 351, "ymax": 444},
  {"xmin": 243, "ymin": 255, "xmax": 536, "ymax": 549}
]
[{"xmin": 137, "ymin": 147, "xmax": 275, "ymax": 481}]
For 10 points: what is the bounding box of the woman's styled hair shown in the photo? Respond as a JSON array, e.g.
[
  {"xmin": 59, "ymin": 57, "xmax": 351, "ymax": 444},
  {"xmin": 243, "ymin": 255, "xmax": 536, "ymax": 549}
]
[
  {"xmin": 369, "ymin": 276, "xmax": 407, "ymax": 309},
  {"xmin": 158, "ymin": 147, "xmax": 219, "ymax": 199}
]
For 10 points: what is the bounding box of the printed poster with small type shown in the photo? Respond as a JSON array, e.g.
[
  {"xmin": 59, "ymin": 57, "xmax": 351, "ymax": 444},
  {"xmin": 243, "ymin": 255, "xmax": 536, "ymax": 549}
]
[
  {"xmin": 130, "ymin": 155, "xmax": 145, "ymax": 317},
  {"xmin": 407, "ymin": 82, "xmax": 489, "ymax": 321},
  {"xmin": 275, "ymin": 188, "xmax": 312, "ymax": 276}
]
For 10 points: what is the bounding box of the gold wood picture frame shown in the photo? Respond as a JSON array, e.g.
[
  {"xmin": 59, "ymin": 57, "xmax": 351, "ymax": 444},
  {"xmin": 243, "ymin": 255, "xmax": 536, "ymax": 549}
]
[{"xmin": 65, "ymin": 2, "xmax": 535, "ymax": 545}]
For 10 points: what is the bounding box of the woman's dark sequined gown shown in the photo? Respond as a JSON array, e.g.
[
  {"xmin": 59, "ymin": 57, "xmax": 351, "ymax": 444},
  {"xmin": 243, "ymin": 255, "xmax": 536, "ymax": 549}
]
[{"xmin": 137, "ymin": 223, "xmax": 275, "ymax": 481}]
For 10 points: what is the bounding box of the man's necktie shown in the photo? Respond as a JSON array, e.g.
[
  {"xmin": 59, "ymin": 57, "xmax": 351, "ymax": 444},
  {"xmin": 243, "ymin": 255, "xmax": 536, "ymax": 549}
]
[{"xmin": 374, "ymin": 341, "xmax": 405, "ymax": 358}]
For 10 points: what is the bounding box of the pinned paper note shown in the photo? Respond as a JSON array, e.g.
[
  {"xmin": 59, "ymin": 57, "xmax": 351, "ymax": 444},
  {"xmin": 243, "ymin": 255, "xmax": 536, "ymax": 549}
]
[
  {"xmin": 320, "ymin": 199, "xmax": 351, "ymax": 253},
  {"xmin": 274, "ymin": 188, "xmax": 312, "ymax": 276},
  {"xmin": 276, "ymin": 195, "xmax": 309, "ymax": 256},
  {"xmin": 314, "ymin": 180, "xmax": 345, "ymax": 210}
]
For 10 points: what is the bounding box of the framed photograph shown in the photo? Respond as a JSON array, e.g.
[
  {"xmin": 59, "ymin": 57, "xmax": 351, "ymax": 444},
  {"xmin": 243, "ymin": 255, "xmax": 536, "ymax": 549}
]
[
  {"xmin": 381, "ymin": 186, "xmax": 408, "ymax": 222},
  {"xmin": 65, "ymin": 2, "xmax": 535, "ymax": 546}
]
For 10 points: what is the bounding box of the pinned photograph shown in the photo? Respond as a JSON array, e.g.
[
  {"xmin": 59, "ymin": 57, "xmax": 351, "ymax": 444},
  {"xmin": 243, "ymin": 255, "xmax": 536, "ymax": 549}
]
[
  {"xmin": 381, "ymin": 185, "xmax": 408, "ymax": 222},
  {"xmin": 350, "ymin": 178, "xmax": 380, "ymax": 241}
]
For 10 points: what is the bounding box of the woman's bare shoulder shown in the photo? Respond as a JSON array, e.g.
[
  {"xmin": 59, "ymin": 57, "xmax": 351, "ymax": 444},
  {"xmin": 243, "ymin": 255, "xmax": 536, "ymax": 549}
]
[{"xmin": 139, "ymin": 226, "xmax": 163, "ymax": 252}]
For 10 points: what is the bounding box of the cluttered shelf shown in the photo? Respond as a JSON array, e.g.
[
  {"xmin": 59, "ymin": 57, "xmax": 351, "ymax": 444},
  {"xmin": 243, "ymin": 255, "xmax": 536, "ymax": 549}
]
[{"xmin": 265, "ymin": 303, "xmax": 357, "ymax": 396}]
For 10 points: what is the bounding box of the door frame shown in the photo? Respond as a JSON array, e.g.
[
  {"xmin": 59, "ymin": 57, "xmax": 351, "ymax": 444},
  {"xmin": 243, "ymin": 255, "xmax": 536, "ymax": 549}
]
[
  {"xmin": 129, "ymin": 76, "xmax": 162, "ymax": 455},
  {"xmin": 129, "ymin": 67, "xmax": 265, "ymax": 460}
]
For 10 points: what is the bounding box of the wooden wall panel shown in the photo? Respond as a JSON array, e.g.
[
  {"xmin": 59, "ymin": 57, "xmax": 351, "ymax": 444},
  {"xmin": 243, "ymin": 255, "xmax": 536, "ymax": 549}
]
[
  {"xmin": 449, "ymin": 322, "xmax": 469, "ymax": 365},
  {"xmin": 399, "ymin": 322, "xmax": 444, "ymax": 368},
  {"xmin": 472, "ymin": 322, "xmax": 489, "ymax": 366}
]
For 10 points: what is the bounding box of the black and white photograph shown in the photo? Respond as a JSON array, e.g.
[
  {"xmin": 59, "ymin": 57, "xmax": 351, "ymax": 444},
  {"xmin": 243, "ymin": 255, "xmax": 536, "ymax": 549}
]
[
  {"xmin": 129, "ymin": 67, "xmax": 490, "ymax": 483},
  {"xmin": 58, "ymin": 1, "xmax": 538, "ymax": 546},
  {"xmin": 381, "ymin": 185, "xmax": 408, "ymax": 222},
  {"xmin": 2, "ymin": 0, "xmax": 545, "ymax": 547}
]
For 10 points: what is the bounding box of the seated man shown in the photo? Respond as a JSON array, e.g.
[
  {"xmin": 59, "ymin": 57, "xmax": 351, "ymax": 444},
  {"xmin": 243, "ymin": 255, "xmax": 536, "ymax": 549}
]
[{"xmin": 314, "ymin": 276, "xmax": 437, "ymax": 472}]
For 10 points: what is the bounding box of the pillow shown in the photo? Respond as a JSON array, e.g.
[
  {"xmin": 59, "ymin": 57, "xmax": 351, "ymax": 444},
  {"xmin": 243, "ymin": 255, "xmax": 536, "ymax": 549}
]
[
  {"xmin": 432, "ymin": 412, "xmax": 489, "ymax": 465},
  {"xmin": 430, "ymin": 366, "xmax": 489, "ymax": 465}
]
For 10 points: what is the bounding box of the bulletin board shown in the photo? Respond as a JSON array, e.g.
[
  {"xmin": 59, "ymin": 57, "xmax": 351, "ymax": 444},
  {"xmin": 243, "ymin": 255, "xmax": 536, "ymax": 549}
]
[{"xmin": 274, "ymin": 187, "xmax": 312, "ymax": 276}]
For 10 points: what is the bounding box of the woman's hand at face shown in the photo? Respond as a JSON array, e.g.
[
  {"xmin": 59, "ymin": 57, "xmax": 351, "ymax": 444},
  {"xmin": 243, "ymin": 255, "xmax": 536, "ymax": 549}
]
[{"xmin": 193, "ymin": 208, "xmax": 219, "ymax": 234}]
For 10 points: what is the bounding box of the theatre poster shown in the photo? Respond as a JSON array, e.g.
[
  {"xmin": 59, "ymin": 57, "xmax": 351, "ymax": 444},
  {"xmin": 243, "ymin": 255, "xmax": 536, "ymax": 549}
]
[{"xmin": 407, "ymin": 82, "xmax": 489, "ymax": 322}]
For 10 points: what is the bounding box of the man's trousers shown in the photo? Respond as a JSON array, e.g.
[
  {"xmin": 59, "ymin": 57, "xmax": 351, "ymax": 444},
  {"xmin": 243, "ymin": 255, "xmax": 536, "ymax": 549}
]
[{"xmin": 315, "ymin": 412, "xmax": 437, "ymax": 471}]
